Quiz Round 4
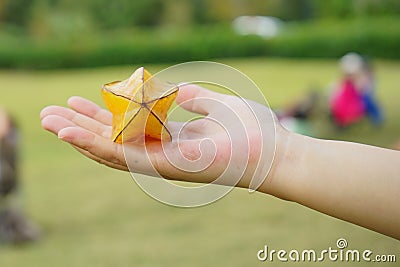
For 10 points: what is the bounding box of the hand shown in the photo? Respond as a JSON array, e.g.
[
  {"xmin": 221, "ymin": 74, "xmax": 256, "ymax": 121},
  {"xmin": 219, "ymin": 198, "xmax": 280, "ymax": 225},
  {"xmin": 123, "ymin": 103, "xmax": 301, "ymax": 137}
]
[{"xmin": 40, "ymin": 84, "xmax": 279, "ymax": 191}]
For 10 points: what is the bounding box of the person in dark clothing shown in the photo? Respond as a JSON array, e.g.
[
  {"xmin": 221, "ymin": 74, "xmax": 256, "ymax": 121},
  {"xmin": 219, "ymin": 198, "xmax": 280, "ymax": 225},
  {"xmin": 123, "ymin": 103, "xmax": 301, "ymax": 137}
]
[{"xmin": 0, "ymin": 109, "xmax": 39, "ymax": 244}]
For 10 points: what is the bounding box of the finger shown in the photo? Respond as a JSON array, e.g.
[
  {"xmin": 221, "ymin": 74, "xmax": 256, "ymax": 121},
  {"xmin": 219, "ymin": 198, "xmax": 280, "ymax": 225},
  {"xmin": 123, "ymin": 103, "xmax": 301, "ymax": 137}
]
[
  {"xmin": 68, "ymin": 96, "xmax": 112, "ymax": 126},
  {"xmin": 58, "ymin": 127, "xmax": 156, "ymax": 175},
  {"xmin": 40, "ymin": 105, "xmax": 70, "ymax": 120},
  {"xmin": 41, "ymin": 114, "xmax": 129, "ymax": 171},
  {"xmin": 41, "ymin": 115, "xmax": 75, "ymax": 136},
  {"xmin": 176, "ymin": 84, "xmax": 226, "ymax": 115},
  {"xmin": 41, "ymin": 106, "xmax": 111, "ymax": 138},
  {"xmin": 58, "ymin": 127, "xmax": 125, "ymax": 167},
  {"xmin": 73, "ymin": 146, "xmax": 129, "ymax": 171}
]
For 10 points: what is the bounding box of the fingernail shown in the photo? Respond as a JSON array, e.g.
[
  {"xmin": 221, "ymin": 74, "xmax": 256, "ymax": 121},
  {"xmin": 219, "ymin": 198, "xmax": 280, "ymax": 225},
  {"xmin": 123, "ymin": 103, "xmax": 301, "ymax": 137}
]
[{"xmin": 58, "ymin": 133, "xmax": 72, "ymax": 142}]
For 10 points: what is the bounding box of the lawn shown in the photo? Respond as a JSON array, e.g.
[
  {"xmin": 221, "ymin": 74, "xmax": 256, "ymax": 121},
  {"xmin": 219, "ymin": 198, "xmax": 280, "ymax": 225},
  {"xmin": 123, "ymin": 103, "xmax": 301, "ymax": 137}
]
[{"xmin": 0, "ymin": 58, "xmax": 399, "ymax": 267}]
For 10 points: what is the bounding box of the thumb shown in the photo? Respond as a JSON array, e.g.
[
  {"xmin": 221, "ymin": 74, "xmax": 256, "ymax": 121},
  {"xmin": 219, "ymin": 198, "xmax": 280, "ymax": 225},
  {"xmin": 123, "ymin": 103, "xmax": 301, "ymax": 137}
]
[{"xmin": 176, "ymin": 84, "xmax": 226, "ymax": 116}]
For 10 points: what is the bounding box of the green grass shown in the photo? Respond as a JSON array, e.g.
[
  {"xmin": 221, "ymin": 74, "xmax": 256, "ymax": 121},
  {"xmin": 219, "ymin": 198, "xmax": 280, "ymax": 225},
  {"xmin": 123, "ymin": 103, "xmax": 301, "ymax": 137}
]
[{"xmin": 0, "ymin": 58, "xmax": 399, "ymax": 267}]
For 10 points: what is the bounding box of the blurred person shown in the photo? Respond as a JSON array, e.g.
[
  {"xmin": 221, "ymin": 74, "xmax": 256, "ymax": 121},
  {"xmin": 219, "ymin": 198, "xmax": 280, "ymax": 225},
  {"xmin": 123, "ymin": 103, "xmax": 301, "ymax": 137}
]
[
  {"xmin": 41, "ymin": 84, "xmax": 400, "ymax": 240},
  {"xmin": 358, "ymin": 56, "xmax": 383, "ymax": 126},
  {"xmin": 329, "ymin": 52, "xmax": 365, "ymax": 127},
  {"xmin": 0, "ymin": 109, "xmax": 39, "ymax": 244},
  {"xmin": 277, "ymin": 90, "xmax": 319, "ymax": 136}
]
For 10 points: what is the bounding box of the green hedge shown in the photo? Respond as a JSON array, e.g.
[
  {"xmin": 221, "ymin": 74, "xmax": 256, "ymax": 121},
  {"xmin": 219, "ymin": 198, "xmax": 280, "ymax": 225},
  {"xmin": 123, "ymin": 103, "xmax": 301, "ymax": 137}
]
[
  {"xmin": 1, "ymin": 17, "xmax": 400, "ymax": 69},
  {"xmin": 0, "ymin": 27, "xmax": 268, "ymax": 69},
  {"xmin": 268, "ymin": 17, "xmax": 400, "ymax": 59}
]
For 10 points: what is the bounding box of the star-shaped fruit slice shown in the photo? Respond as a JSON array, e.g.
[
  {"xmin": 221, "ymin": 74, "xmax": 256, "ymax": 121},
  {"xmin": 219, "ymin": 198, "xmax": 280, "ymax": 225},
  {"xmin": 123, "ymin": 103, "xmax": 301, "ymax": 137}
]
[{"xmin": 101, "ymin": 67, "xmax": 179, "ymax": 144}]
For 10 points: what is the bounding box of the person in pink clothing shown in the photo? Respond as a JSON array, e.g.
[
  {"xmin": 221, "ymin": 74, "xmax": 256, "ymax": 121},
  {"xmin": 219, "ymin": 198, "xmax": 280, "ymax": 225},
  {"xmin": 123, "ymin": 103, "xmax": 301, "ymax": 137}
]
[
  {"xmin": 330, "ymin": 53, "xmax": 366, "ymax": 127},
  {"xmin": 330, "ymin": 77, "xmax": 365, "ymax": 127}
]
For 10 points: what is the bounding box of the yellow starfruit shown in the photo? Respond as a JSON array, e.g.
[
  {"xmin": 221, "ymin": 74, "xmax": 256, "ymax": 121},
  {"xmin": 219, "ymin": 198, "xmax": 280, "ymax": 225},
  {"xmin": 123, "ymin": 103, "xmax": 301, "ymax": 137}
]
[{"xmin": 101, "ymin": 67, "xmax": 178, "ymax": 144}]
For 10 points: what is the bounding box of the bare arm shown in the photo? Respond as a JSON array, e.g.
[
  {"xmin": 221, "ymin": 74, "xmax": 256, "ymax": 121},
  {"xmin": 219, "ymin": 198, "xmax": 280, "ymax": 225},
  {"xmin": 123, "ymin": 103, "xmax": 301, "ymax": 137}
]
[
  {"xmin": 263, "ymin": 128, "xmax": 400, "ymax": 240},
  {"xmin": 40, "ymin": 85, "xmax": 400, "ymax": 240}
]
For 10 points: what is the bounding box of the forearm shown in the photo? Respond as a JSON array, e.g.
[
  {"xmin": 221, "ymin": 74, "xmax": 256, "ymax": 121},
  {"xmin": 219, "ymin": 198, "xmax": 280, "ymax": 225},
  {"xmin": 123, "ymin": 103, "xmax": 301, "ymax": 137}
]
[{"xmin": 262, "ymin": 129, "xmax": 400, "ymax": 240}]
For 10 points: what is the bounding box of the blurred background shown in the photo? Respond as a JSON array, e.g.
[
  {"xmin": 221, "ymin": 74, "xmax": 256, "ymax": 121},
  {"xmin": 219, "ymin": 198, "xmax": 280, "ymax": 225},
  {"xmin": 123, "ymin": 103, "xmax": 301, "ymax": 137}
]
[
  {"xmin": 1, "ymin": 0, "xmax": 400, "ymax": 266},
  {"xmin": 1, "ymin": 0, "xmax": 400, "ymax": 68}
]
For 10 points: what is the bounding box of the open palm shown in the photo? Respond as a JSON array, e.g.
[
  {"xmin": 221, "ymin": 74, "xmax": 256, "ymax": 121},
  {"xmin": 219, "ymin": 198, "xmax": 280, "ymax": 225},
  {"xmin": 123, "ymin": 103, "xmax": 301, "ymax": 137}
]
[{"xmin": 41, "ymin": 84, "xmax": 277, "ymax": 189}]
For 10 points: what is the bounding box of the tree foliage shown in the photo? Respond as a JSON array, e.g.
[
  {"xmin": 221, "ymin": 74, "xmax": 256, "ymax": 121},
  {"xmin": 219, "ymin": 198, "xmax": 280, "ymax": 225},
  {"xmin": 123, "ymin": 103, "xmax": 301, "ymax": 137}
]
[
  {"xmin": 1, "ymin": 0, "xmax": 400, "ymax": 34},
  {"xmin": 0, "ymin": 0, "xmax": 35, "ymax": 27}
]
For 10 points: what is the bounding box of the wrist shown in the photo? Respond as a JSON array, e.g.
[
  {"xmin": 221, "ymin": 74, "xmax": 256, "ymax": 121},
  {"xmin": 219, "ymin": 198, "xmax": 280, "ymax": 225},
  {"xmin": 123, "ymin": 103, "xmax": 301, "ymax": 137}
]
[{"xmin": 258, "ymin": 125, "xmax": 309, "ymax": 201}]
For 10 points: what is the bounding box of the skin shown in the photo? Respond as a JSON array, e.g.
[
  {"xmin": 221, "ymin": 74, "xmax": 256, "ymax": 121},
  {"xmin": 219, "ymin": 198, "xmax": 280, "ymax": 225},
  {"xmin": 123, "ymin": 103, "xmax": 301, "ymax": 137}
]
[{"xmin": 40, "ymin": 84, "xmax": 400, "ymax": 240}]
